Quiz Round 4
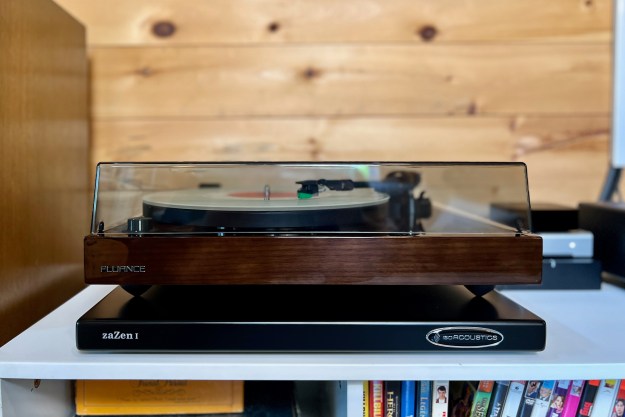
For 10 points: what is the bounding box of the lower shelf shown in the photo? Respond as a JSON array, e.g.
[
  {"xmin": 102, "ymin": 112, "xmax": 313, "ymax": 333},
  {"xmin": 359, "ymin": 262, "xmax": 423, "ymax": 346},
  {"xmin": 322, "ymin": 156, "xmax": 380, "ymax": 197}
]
[{"xmin": 3, "ymin": 379, "xmax": 621, "ymax": 417}]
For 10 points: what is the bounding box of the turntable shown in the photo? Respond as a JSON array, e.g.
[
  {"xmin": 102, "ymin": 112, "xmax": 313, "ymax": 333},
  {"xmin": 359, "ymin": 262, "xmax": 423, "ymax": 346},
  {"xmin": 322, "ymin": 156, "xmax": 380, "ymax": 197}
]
[{"xmin": 84, "ymin": 162, "xmax": 542, "ymax": 296}]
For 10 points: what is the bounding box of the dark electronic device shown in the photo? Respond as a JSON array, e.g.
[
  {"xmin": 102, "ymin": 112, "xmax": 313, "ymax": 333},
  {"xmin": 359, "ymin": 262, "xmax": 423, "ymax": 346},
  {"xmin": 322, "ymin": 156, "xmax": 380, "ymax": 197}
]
[
  {"xmin": 579, "ymin": 202, "xmax": 625, "ymax": 278},
  {"xmin": 76, "ymin": 285, "xmax": 546, "ymax": 352}
]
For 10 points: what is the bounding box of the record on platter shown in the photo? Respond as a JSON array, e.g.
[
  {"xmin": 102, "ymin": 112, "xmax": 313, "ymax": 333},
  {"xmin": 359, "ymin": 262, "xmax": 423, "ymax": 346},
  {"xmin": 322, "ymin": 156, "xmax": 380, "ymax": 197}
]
[{"xmin": 142, "ymin": 188, "xmax": 390, "ymax": 230}]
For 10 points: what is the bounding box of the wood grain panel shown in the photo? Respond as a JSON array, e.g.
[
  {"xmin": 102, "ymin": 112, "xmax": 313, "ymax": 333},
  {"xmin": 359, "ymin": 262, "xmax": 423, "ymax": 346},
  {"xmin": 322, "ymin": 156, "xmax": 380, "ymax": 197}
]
[
  {"xmin": 510, "ymin": 116, "xmax": 617, "ymax": 205},
  {"xmin": 84, "ymin": 235, "xmax": 542, "ymax": 286},
  {"xmin": 91, "ymin": 44, "xmax": 611, "ymax": 118},
  {"xmin": 91, "ymin": 117, "xmax": 515, "ymax": 163},
  {"xmin": 53, "ymin": 0, "xmax": 611, "ymax": 45},
  {"xmin": 0, "ymin": 0, "xmax": 88, "ymax": 345},
  {"xmin": 54, "ymin": 0, "xmax": 615, "ymax": 210},
  {"xmin": 91, "ymin": 116, "xmax": 612, "ymax": 207}
]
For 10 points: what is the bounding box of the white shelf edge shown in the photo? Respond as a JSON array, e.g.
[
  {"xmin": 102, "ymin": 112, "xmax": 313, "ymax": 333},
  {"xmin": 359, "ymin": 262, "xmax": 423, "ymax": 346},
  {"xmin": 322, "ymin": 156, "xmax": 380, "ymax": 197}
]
[{"xmin": 0, "ymin": 284, "xmax": 624, "ymax": 381}]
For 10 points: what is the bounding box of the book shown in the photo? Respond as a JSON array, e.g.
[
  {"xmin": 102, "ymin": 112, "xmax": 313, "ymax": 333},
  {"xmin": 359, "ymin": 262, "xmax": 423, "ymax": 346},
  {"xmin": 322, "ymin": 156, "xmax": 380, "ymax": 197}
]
[
  {"xmin": 242, "ymin": 381, "xmax": 296, "ymax": 417},
  {"xmin": 502, "ymin": 381, "xmax": 527, "ymax": 417},
  {"xmin": 518, "ymin": 381, "xmax": 542, "ymax": 417},
  {"xmin": 364, "ymin": 381, "xmax": 370, "ymax": 417},
  {"xmin": 432, "ymin": 381, "xmax": 450, "ymax": 417},
  {"xmin": 486, "ymin": 381, "xmax": 511, "ymax": 417},
  {"xmin": 610, "ymin": 380, "xmax": 625, "ymax": 417},
  {"xmin": 577, "ymin": 380, "xmax": 601, "ymax": 417},
  {"xmin": 546, "ymin": 381, "xmax": 572, "ymax": 417},
  {"xmin": 471, "ymin": 381, "xmax": 495, "ymax": 417},
  {"xmin": 74, "ymin": 380, "xmax": 244, "ymax": 416},
  {"xmin": 419, "ymin": 381, "xmax": 433, "ymax": 417},
  {"xmin": 561, "ymin": 381, "xmax": 586, "ymax": 417},
  {"xmin": 530, "ymin": 381, "xmax": 556, "ymax": 417},
  {"xmin": 451, "ymin": 381, "xmax": 478, "ymax": 417},
  {"xmin": 371, "ymin": 380, "xmax": 385, "ymax": 417},
  {"xmin": 590, "ymin": 380, "xmax": 620, "ymax": 417},
  {"xmin": 401, "ymin": 381, "xmax": 417, "ymax": 417},
  {"xmin": 386, "ymin": 381, "xmax": 403, "ymax": 417},
  {"xmin": 531, "ymin": 380, "xmax": 556, "ymax": 417}
]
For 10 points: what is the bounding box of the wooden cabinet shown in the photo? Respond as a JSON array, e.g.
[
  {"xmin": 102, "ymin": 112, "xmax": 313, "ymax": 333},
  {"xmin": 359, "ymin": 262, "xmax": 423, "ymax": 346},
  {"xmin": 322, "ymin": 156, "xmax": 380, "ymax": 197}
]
[{"xmin": 0, "ymin": 0, "xmax": 89, "ymax": 346}]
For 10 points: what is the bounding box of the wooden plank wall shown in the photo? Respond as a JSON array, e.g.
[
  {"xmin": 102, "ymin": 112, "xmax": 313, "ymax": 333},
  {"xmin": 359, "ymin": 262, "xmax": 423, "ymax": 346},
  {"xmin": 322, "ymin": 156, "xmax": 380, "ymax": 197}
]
[{"xmin": 55, "ymin": 0, "xmax": 616, "ymax": 206}]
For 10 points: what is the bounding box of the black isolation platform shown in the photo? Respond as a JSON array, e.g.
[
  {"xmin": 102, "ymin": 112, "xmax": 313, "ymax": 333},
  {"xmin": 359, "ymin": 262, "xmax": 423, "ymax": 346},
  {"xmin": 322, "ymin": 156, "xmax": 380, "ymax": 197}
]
[{"xmin": 76, "ymin": 285, "xmax": 546, "ymax": 352}]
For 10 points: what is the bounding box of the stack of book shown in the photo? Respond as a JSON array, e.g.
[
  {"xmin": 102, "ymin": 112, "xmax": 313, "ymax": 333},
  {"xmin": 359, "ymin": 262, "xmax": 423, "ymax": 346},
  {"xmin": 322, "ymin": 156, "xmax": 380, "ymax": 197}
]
[
  {"xmin": 74, "ymin": 380, "xmax": 297, "ymax": 416},
  {"xmin": 363, "ymin": 380, "xmax": 624, "ymax": 417},
  {"xmin": 75, "ymin": 380, "xmax": 244, "ymax": 416}
]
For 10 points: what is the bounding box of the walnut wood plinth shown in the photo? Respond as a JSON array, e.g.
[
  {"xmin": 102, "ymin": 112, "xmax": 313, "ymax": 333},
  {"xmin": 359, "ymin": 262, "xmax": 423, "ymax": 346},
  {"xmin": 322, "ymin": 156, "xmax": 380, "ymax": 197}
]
[{"xmin": 84, "ymin": 234, "xmax": 542, "ymax": 286}]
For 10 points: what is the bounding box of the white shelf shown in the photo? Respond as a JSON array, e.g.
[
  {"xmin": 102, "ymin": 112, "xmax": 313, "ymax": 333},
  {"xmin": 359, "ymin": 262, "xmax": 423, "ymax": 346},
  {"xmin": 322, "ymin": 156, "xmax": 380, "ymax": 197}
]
[{"xmin": 1, "ymin": 283, "xmax": 625, "ymax": 381}]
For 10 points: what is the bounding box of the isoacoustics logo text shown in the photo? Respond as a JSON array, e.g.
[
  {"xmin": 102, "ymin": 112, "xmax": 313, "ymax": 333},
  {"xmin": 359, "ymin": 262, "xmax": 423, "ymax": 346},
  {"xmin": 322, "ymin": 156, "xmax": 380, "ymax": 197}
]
[{"xmin": 426, "ymin": 327, "xmax": 503, "ymax": 349}]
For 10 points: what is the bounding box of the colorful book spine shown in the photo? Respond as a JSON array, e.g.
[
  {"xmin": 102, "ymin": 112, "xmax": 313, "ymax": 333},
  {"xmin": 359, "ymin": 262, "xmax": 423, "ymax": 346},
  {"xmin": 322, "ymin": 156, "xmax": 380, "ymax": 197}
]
[
  {"xmin": 371, "ymin": 380, "xmax": 385, "ymax": 417},
  {"xmin": 401, "ymin": 381, "xmax": 417, "ymax": 417},
  {"xmin": 386, "ymin": 381, "xmax": 402, "ymax": 417},
  {"xmin": 432, "ymin": 381, "xmax": 450, "ymax": 417},
  {"xmin": 561, "ymin": 380, "xmax": 585, "ymax": 417},
  {"xmin": 450, "ymin": 381, "xmax": 478, "ymax": 417},
  {"xmin": 502, "ymin": 381, "xmax": 527, "ymax": 417},
  {"xmin": 419, "ymin": 381, "xmax": 432, "ymax": 417},
  {"xmin": 531, "ymin": 381, "xmax": 556, "ymax": 417},
  {"xmin": 364, "ymin": 381, "xmax": 370, "ymax": 417},
  {"xmin": 610, "ymin": 380, "xmax": 625, "ymax": 417},
  {"xmin": 365, "ymin": 381, "xmax": 620, "ymax": 417},
  {"xmin": 518, "ymin": 381, "xmax": 542, "ymax": 417},
  {"xmin": 577, "ymin": 380, "xmax": 601, "ymax": 417},
  {"xmin": 546, "ymin": 381, "xmax": 571, "ymax": 417},
  {"xmin": 487, "ymin": 381, "xmax": 511, "ymax": 417},
  {"xmin": 472, "ymin": 381, "xmax": 495, "ymax": 417},
  {"xmin": 590, "ymin": 380, "xmax": 620, "ymax": 417}
]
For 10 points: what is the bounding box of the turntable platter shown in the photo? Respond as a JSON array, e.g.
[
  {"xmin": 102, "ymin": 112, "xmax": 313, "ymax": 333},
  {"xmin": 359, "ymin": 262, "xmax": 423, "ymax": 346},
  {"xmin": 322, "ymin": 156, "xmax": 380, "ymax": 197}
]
[
  {"xmin": 143, "ymin": 188, "xmax": 389, "ymax": 211},
  {"xmin": 142, "ymin": 188, "xmax": 390, "ymax": 230}
]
